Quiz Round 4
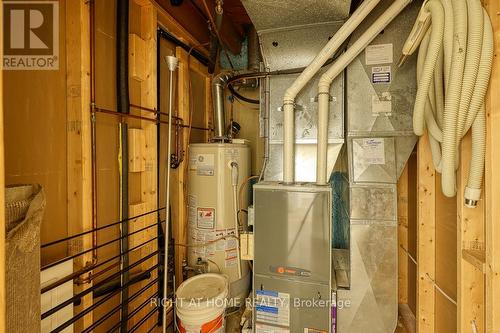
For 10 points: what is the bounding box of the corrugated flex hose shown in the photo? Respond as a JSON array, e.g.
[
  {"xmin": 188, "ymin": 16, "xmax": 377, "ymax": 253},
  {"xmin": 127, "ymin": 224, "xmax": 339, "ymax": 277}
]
[{"xmin": 400, "ymin": 0, "xmax": 494, "ymax": 207}]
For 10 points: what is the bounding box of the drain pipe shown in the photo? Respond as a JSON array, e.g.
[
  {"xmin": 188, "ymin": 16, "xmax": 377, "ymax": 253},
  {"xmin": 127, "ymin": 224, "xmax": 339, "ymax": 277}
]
[
  {"xmin": 162, "ymin": 56, "xmax": 178, "ymax": 333},
  {"xmin": 282, "ymin": 0, "xmax": 383, "ymax": 184},
  {"xmin": 316, "ymin": 0, "xmax": 413, "ymax": 185}
]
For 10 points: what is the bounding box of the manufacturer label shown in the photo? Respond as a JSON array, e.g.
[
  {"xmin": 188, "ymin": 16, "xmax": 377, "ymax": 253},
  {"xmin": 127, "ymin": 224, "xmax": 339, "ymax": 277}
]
[
  {"xmin": 270, "ymin": 265, "xmax": 311, "ymax": 277},
  {"xmin": 362, "ymin": 138, "xmax": 385, "ymax": 165},
  {"xmin": 365, "ymin": 43, "xmax": 393, "ymax": 65},
  {"xmin": 255, "ymin": 323, "xmax": 290, "ymax": 333},
  {"xmin": 371, "ymin": 66, "xmax": 391, "ymax": 84},
  {"xmin": 255, "ymin": 290, "xmax": 290, "ymax": 328},
  {"xmin": 372, "ymin": 92, "xmax": 392, "ymax": 116},
  {"xmin": 190, "ymin": 153, "xmax": 215, "ymax": 176},
  {"xmin": 197, "ymin": 208, "xmax": 215, "ymax": 229}
]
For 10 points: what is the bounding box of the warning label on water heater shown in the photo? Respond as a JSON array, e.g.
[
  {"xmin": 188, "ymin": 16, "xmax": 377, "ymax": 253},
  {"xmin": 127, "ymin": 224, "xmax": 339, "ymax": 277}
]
[{"xmin": 197, "ymin": 208, "xmax": 215, "ymax": 229}]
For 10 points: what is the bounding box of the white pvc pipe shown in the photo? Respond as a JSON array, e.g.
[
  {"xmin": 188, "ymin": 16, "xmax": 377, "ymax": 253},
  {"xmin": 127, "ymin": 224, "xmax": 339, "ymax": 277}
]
[
  {"xmin": 162, "ymin": 55, "xmax": 178, "ymax": 333},
  {"xmin": 316, "ymin": 0, "xmax": 413, "ymax": 185},
  {"xmin": 281, "ymin": 0, "xmax": 382, "ymax": 184}
]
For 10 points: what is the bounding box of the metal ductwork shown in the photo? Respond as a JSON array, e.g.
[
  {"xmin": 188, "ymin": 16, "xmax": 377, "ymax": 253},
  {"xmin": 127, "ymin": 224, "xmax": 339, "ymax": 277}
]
[
  {"xmin": 245, "ymin": 0, "xmax": 421, "ymax": 331},
  {"xmin": 212, "ymin": 72, "xmax": 232, "ymax": 140}
]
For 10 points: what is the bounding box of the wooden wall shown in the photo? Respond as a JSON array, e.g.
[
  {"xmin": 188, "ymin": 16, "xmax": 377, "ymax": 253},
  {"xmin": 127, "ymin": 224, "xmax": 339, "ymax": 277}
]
[
  {"xmin": 3, "ymin": 1, "xmax": 69, "ymax": 266},
  {"xmin": 0, "ymin": 2, "xmax": 6, "ymax": 331}
]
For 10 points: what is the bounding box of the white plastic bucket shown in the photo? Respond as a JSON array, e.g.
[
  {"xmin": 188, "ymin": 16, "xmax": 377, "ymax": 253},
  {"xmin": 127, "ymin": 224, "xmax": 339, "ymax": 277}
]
[{"xmin": 175, "ymin": 273, "xmax": 229, "ymax": 333}]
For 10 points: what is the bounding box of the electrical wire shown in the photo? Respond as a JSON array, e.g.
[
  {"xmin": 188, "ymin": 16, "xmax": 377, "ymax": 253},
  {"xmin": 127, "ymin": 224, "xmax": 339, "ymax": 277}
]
[
  {"xmin": 174, "ymin": 235, "xmax": 239, "ymax": 248},
  {"xmin": 228, "ymin": 83, "xmax": 260, "ymax": 104}
]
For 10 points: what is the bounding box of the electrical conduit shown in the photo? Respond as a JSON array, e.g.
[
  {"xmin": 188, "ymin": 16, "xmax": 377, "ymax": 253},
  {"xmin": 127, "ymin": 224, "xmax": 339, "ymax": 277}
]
[{"xmin": 316, "ymin": 0, "xmax": 414, "ymax": 185}]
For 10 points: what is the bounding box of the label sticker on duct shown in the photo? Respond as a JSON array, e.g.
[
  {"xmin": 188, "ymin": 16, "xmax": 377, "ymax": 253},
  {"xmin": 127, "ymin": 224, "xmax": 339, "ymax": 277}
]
[
  {"xmin": 255, "ymin": 290, "xmax": 290, "ymax": 328},
  {"xmin": 371, "ymin": 66, "xmax": 391, "ymax": 84},
  {"xmin": 362, "ymin": 138, "xmax": 386, "ymax": 165},
  {"xmin": 197, "ymin": 208, "xmax": 215, "ymax": 229},
  {"xmin": 191, "ymin": 153, "xmax": 215, "ymax": 176},
  {"xmin": 255, "ymin": 323, "xmax": 290, "ymax": 333},
  {"xmin": 372, "ymin": 92, "xmax": 392, "ymax": 116},
  {"xmin": 365, "ymin": 43, "xmax": 393, "ymax": 65}
]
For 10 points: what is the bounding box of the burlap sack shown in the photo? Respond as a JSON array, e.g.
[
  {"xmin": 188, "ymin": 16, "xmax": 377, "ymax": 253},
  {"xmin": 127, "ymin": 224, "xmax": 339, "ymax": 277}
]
[{"xmin": 5, "ymin": 184, "xmax": 45, "ymax": 333}]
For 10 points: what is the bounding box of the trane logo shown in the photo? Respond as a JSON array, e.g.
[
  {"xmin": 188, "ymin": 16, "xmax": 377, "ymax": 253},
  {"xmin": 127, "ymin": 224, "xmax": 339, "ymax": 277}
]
[{"xmin": 3, "ymin": 1, "xmax": 59, "ymax": 70}]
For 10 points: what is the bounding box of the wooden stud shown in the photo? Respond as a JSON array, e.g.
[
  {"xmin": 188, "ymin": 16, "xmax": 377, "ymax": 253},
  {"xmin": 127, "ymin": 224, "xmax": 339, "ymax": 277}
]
[
  {"xmin": 398, "ymin": 163, "xmax": 410, "ymax": 305},
  {"xmin": 417, "ymin": 132, "xmax": 436, "ymax": 333},
  {"xmin": 128, "ymin": 128, "xmax": 146, "ymax": 172},
  {"xmin": 129, "ymin": 202, "xmax": 147, "ymax": 248},
  {"xmin": 0, "ymin": 2, "xmax": 5, "ymax": 331},
  {"xmin": 66, "ymin": 1, "xmax": 93, "ymax": 329},
  {"xmin": 457, "ymin": 131, "xmax": 485, "ymax": 333},
  {"xmin": 485, "ymin": 0, "xmax": 500, "ymax": 331},
  {"xmin": 172, "ymin": 46, "xmax": 190, "ymax": 288},
  {"xmin": 129, "ymin": 34, "xmax": 146, "ymax": 82},
  {"xmin": 139, "ymin": 3, "xmax": 159, "ymax": 330}
]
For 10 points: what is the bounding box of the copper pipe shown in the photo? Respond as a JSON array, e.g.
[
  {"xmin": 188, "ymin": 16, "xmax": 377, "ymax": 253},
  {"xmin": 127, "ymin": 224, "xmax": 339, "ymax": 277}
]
[
  {"xmin": 94, "ymin": 107, "xmax": 211, "ymax": 131},
  {"xmin": 41, "ymin": 262, "xmax": 97, "ymax": 294},
  {"xmin": 78, "ymin": 261, "xmax": 120, "ymax": 284}
]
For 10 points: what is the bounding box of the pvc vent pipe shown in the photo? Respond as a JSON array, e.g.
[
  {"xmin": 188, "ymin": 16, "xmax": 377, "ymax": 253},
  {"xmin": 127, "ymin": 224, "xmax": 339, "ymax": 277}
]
[
  {"xmin": 316, "ymin": 0, "xmax": 414, "ymax": 185},
  {"xmin": 163, "ymin": 55, "xmax": 178, "ymax": 333},
  {"xmin": 281, "ymin": 0, "xmax": 383, "ymax": 184},
  {"xmin": 400, "ymin": 0, "xmax": 493, "ymax": 207}
]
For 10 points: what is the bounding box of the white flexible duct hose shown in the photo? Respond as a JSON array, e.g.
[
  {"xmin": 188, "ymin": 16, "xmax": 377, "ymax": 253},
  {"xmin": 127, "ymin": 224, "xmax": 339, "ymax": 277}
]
[{"xmin": 401, "ymin": 0, "xmax": 493, "ymax": 207}]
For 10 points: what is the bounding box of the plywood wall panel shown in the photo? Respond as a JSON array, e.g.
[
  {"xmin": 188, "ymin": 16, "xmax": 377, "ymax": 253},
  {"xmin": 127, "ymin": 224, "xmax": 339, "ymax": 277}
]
[{"xmin": 4, "ymin": 1, "xmax": 68, "ymax": 265}]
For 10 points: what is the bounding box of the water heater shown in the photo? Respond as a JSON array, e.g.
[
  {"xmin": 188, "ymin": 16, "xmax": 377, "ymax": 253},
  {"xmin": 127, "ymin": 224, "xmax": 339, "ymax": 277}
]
[{"xmin": 187, "ymin": 141, "xmax": 251, "ymax": 302}]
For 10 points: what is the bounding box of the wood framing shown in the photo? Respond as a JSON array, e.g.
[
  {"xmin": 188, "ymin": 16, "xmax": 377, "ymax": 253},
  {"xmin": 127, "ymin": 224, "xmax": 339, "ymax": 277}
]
[
  {"xmin": 416, "ymin": 133, "xmax": 436, "ymax": 333},
  {"xmin": 398, "ymin": 163, "xmax": 409, "ymax": 305},
  {"xmin": 172, "ymin": 47, "xmax": 191, "ymax": 287},
  {"xmin": 485, "ymin": 0, "xmax": 500, "ymax": 331},
  {"xmin": 457, "ymin": 131, "xmax": 485, "ymax": 333},
  {"xmin": 65, "ymin": 1, "xmax": 93, "ymax": 329},
  {"xmin": 0, "ymin": 2, "xmax": 5, "ymax": 331}
]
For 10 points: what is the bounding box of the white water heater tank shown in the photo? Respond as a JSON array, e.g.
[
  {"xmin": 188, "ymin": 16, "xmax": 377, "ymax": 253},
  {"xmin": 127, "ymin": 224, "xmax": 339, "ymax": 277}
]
[{"xmin": 187, "ymin": 141, "xmax": 251, "ymax": 302}]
